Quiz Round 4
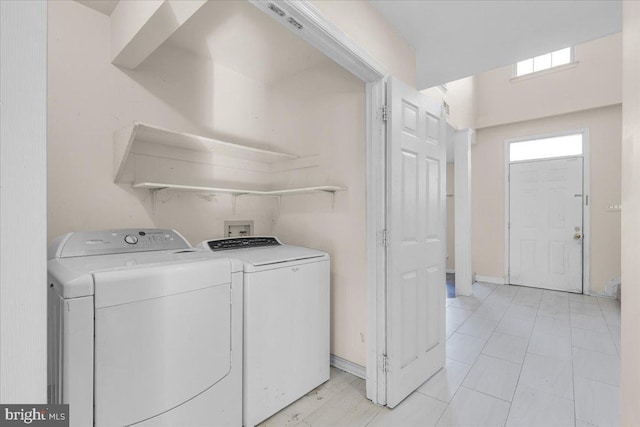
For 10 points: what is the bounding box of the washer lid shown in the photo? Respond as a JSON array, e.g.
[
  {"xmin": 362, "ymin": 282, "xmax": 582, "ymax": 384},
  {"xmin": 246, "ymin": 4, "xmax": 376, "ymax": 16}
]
[
  {"xmin": 48, "ymin": 228, "xmax": 191, "ymax": 259},
  {"xmin": 48, "ymin": 249, "xmax": 227, "ymax": 299},
  {"xmin": 93, "ymin": 257, "xmax": 231, "ymax": 308},
  {"xmin": 204, "ymin": 244, "xmax": 328, "ymax": 267}
]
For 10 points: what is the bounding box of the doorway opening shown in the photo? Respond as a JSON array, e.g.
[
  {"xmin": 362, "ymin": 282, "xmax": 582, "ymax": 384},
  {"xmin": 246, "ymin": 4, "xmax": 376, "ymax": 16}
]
[{"xmin": 504, "ymin": 129, "xmax": 591, "ymax": 294}]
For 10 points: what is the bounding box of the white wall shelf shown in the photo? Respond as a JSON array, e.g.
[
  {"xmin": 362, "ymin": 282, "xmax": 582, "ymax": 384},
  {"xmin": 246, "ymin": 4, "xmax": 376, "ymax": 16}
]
[
  {"xmin": 114, "ymin": 122, "xmax": 298, "ymax": 182},
  {"xmin": 133, "ymin": 182, "xmax": 347, "ymax": 196},
  {"xmin": 116, "ymin": 122, "xmax": 347, "ymax": 209}
]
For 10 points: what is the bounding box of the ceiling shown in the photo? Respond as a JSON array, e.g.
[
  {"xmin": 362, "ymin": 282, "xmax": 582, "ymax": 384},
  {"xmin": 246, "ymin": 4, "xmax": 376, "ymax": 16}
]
[{"xmin": 370, "ymin": 0, "xmax": 622, "ymax": 89}]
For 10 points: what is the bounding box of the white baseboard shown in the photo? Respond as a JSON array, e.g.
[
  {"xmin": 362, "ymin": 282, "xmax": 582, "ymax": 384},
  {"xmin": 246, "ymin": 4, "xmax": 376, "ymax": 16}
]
[
  {"xmin": 330, "ymin": 354, "xmax": 366, "ymax": 380},
  {"xmin": 475, "ymin": 275, "xmax": 505, "ymax": 285},
  {"xmin": 587, "ymin": 291, "xmax": 616, "ymax": 299},
  {"xmin": 446, "ymin": 269, "xmax": 455, "ymax": 274}
]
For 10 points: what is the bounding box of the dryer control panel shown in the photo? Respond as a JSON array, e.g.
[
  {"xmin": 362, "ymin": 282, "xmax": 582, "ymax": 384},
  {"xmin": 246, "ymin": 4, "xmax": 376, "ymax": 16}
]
[{"xmin": 49, "ymin": 229, "xmax": 191, "ymax": 258}]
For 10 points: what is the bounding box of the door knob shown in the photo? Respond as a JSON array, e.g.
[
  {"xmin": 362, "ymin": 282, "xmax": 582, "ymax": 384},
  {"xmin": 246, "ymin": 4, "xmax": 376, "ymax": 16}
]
[{"xmin": 574, "ymin": 233, "xmax": 582, "ymax": 239}]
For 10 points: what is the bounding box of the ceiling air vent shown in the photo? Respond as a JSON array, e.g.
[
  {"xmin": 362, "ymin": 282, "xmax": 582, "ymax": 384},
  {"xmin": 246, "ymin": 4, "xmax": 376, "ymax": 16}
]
[
  {"xmin": 287, "ymin": 17, "xmax": 303, "ymax": 30},
  {"xmin": 268, "ymin": 3, "xmax": 285, "ymax": 17}
]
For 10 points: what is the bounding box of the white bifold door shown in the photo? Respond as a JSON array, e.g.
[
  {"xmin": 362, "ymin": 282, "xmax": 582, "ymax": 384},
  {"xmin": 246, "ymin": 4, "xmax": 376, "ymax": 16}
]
[
  {"xmin": 385, "ymin": 77, "xmax": 446, "ymax": 407},
  {"xmin": 509, "ymin": 157, "xmax": 583, "ymax": 293}
]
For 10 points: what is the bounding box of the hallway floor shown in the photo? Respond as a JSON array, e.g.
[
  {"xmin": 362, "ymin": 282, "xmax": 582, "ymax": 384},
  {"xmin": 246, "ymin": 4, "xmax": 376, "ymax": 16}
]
[{"xmin": 260, "ymin": 282, "xmax": 621, "ymax": 427}]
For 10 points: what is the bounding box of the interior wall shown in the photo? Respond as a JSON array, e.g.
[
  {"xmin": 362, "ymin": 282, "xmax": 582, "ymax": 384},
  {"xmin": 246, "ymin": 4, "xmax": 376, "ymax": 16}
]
[
  {"xmin": 48, "ymin": 1, "xmax": 277, "ymax": 245},
  {"xmin": 422, "ymin": 76, "xmax": 476, "ymax": 130},
  {"xmin": 446, "ymin": 163, "xmax": 455, "ymax": 271},
  {"xmin": 472, "ymin": 105, "xmax": 622, "ymax": 294},
  {"xmin": 0, "ymin": 0, "xmax": 47, "ymax": 403},
  {"xmin": 475, "ymin": 33, "xmax": 622, "ymax": 129},
  {"xmin": 310, "ymin": 0, "xmax": 416, "ymax": 88},
  {"xmin": 269, "ymin": 63, "xmax": 367, "ymax": 366},
  {"xmin": 621, "ymin": 1, "xmax": 640, "ymax": 424}
]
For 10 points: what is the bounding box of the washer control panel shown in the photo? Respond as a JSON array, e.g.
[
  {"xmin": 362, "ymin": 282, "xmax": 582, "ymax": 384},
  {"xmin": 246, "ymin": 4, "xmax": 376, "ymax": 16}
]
[
  {"xmin": 52, "ymin": 229, "xmax": 192, "ymax": 258},
  {"xmin": 205, "ymin": 236, "xmax": 281, "ymax": 251}
]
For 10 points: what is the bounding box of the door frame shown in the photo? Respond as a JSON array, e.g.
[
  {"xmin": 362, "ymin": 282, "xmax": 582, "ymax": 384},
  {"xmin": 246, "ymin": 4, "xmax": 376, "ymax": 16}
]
[
  {"xmin": 248, "ymin": 0, "xmax": 389, "ymax": 404},
  {"xmin": 503, "ymin": 128, "xmax": 591, "ymax": 294}
]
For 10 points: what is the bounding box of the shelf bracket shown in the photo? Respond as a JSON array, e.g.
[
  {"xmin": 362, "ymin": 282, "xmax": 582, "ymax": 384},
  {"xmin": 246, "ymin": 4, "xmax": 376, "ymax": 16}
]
[
  {"xmin": 149, "ymin": 188, "xmax": 161, "ymax": 215},
  {"xmin": 320, "ymin": 189, "xmax": 337, "ymax": 210}
]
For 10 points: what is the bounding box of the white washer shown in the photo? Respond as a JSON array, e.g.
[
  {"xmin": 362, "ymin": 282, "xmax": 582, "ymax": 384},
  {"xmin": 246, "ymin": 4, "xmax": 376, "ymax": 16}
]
[
  {"xmin": 47, "ymin": 229, "xmax": 242, "ymax": 427},
  {"xmin": 199, "ymin": 237, "xmax": 330, "ymax": 427}
]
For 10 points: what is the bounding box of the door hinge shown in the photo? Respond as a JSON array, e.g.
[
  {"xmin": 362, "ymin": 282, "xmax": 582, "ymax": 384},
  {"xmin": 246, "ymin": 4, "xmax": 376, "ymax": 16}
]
[
  {"xmin": 379, "ymin": 354, "xmax": 390, "ymax": 373},
  {"xmin": 379, "ymin": 229, "xmax": 390, "ymax": 247},
  {"xmin": 378, "ymin": 105, "xmax": 389, "ymax": 122}
]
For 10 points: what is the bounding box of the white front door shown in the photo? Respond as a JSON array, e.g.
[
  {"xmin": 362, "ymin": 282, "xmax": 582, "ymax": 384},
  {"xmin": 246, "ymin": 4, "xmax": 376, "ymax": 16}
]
[
  {"xmin": 509, "ymin": 157, "xmax": 583, "ymax": 292},
  {"xmin": 385, "ymin": 77, "xmax": 446, "ymax": 408}
]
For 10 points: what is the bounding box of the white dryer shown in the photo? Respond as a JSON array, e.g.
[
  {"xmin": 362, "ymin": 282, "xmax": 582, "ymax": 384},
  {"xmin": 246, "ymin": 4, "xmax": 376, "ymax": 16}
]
[
  {"xmin": 47, "ymin": 229, "xmax": 242, "ymax": 427},
  {"xmin": 199, "ymin": 237, "xmax": 330, "ymax": 427}
]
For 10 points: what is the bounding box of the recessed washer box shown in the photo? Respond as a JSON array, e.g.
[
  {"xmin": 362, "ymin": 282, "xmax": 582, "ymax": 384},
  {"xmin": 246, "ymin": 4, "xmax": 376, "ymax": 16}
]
[{"xmin": 224, "ymin": 220, "xmax": 254, "ymax": 237}]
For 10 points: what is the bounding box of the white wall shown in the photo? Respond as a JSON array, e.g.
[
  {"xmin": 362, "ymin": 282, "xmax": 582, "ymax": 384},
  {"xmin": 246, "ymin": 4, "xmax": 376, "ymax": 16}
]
[
  {"xmin": 0, "ymin": 0, "xmax": 47, "ymax": 403},
  {"xmin": 48, "ymin": 1, "xmax": 277, "ymax": 245},
  {"xmin": 446, "ymin": 164, "xmax": 455, "ymax": 271},
  {"xmin": 422, "ymin": 76, "xmax": 476, "ymax": 130},
  {"xmin": 620, "ymin": 1, "xmax": 640, "ymax": 424},
  {"xmin": 472, "ymin": 105, "xmax": 622, "ymax": 294},
  {"xmin": 269, "ymin": 63, "xmax": 366, "ymax": 365},
  {"xmin": 475, "ymin": 33, "xmax": 622, "ymax": 129},
  {"xmin": 471, "ymin": 34, "xmax": 623, "ymax": 294}
]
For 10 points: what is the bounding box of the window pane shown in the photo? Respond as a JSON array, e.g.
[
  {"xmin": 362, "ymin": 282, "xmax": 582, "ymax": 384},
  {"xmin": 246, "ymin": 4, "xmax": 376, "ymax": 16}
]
[
  {"xmin": 551, "ymin": 48, "xmax": 571, "ymax": 66},
  {"xmin": 533, "ymin": 53, "xmax": 552, "ymax": 72},
  {"xmin": 516, "ymin": 58, "xmax": 533, "ymax": 76},
  {"xmin": 510, "ymin": 134, "xmax": 583, "ymax": 162}
]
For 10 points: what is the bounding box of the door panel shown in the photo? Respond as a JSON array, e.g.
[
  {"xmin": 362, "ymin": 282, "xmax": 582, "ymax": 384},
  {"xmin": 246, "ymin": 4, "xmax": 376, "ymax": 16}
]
[
  {"xmin": 509, "ymin": 157, "xmax": 583, "ymax": 292},
  {"xmin": 386, "ymin": 77, "xmax": 446, "ymax": 408}
]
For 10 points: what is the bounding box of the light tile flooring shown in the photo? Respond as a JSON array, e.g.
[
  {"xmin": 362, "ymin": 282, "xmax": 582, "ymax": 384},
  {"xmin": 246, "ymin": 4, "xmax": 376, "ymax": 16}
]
[{"xmin": 259, "ymin": 282, "xmax": 621, "ymax": 427}]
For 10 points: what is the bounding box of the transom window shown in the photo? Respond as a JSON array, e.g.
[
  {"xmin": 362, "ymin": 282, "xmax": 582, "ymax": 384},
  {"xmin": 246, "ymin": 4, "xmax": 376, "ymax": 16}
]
[
  {"xmin": 515, "ymin": 47, "xmax": 573, "ymax": 77},
  {"xmin": 509, "ymin": 133, "xmax": 583, "ymax": 162}
]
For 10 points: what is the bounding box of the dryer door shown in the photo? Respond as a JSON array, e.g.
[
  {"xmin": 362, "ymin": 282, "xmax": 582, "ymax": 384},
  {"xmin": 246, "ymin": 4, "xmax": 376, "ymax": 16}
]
[{"xmin": 93, "ymin": 262, "xmax": 232, "ymax": 426}]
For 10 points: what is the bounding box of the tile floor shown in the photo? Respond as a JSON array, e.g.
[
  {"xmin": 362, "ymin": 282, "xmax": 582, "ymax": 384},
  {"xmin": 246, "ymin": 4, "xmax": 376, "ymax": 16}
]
[{"xmin": 259, "ymin": 282, "xmax": 621, "ymax": 427}]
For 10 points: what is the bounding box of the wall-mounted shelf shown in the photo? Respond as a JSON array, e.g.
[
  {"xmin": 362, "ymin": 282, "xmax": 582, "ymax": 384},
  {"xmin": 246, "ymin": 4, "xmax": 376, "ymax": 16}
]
[
  {"xmin": 114, "ymin": 122, "xmax": 298, "ymax": 182},
  {"xmin": 115, "ymin": 122, "xmax": 347, "ymax": 212},
  {"xmin": 133, "ymin": 182, "xmax": 347, "ymax": 196}
]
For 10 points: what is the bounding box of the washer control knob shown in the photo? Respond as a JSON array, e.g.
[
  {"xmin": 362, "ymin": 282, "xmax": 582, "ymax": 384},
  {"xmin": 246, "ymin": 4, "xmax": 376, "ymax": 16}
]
[{"xmin": 124, "ymin": 234, "xmax": 138, "ymax": 245}]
